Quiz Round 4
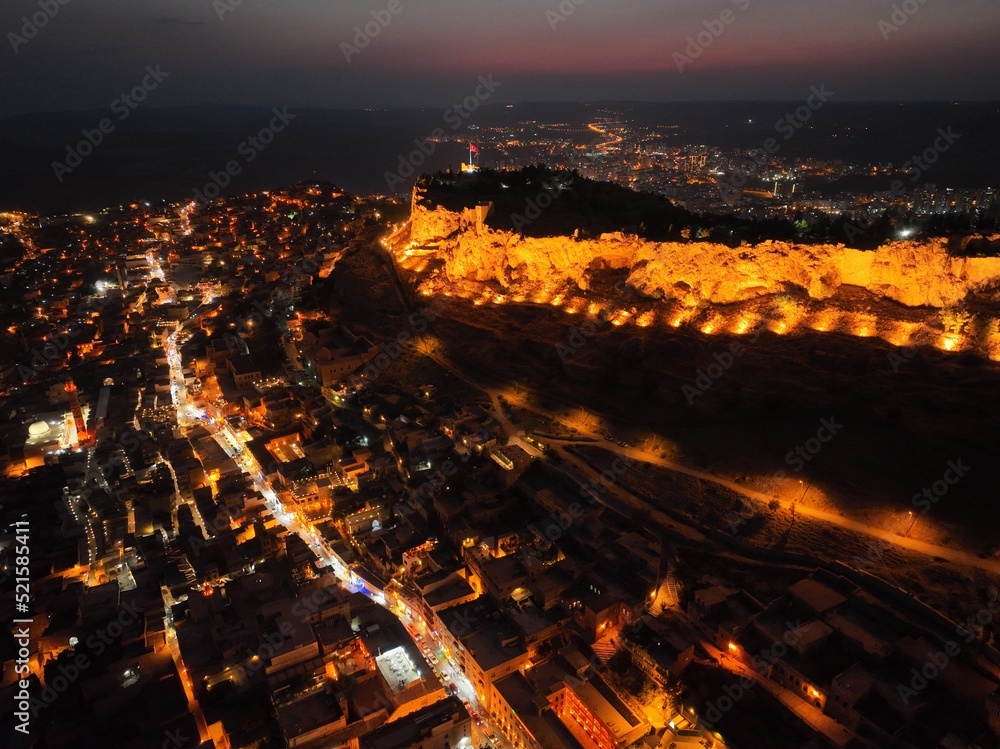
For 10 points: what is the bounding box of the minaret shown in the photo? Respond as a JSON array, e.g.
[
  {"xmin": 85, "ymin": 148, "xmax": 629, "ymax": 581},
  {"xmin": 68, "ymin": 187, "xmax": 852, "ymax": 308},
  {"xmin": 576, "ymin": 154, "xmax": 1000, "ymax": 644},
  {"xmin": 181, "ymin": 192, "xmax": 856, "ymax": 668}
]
[{"xmin": 65, "ymin": 379, "xmax": 89, "ymax": 447}]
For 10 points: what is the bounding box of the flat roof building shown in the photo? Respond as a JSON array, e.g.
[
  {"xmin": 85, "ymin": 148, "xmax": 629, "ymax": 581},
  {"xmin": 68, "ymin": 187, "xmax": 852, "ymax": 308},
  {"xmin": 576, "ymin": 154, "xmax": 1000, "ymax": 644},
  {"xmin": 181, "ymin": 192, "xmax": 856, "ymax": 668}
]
[{"xmin": 360, "ymin": 696, "xmax": 472, "ymax": 749}]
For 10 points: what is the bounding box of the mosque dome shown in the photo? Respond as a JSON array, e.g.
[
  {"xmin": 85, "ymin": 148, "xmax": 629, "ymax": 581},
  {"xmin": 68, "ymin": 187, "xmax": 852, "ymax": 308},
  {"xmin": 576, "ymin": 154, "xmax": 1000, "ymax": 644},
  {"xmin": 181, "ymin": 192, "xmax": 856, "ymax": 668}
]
[{"xmin": 28, "ymin": 421, "xmax": 50, "ymax": 438}]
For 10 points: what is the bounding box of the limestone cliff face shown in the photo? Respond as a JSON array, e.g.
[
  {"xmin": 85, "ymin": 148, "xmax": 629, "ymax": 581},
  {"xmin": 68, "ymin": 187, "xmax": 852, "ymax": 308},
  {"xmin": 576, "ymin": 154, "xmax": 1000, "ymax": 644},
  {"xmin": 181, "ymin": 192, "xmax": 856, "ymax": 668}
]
[
  {"xmin": 408, "ymin": 200, "xmax": 1000, "ymax": 309},
  {"xmin": 409, "ymin": 200, "xmax": 463, "ymax": 246}
]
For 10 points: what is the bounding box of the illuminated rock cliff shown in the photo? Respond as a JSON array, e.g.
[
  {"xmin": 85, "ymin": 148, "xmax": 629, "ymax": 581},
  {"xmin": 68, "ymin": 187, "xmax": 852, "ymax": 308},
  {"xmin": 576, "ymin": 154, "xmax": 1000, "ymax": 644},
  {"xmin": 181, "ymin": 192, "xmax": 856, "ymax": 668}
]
[
  {"xmin": 408, "ymin": 196, "xmax": 1000, "ymax": 310},
  {"xmin": 399, "ymin": 189, "xmax": 1000, "ymax": 359}
]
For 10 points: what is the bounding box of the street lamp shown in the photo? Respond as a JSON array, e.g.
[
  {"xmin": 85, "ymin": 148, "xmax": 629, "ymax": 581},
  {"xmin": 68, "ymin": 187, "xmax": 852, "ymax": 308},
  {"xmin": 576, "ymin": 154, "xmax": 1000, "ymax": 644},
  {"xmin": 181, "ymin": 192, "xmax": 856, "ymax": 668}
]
[{"xmin": 905, "ymin": 510, "xmax": 917, "ymax": 537}]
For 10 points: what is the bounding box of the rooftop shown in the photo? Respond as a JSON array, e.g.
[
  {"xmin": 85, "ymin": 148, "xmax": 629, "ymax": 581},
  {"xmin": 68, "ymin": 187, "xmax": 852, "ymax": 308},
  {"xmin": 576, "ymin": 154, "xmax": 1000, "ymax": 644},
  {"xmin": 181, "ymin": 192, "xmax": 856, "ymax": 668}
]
[
  {"xmin": 462, "ymin": 626, "xmax": 527, "ymax": 672},
  {"xmin": 275, "ymin": 688, "xmax": 344, "ymax": 740},
  {"xmin": 228, "ymin": 353, "xmax": 260, "ymax": 376},
  {"xmin": 375, "ymin": 645, "xmax": 424, "ymax": 694},
  {"xmin": 360, "ymin": 696, "xmax": 469, "ymax": 749},
  {"xmin": 789, "ymin": 578, "xmax": 847, "ymax": 614}
]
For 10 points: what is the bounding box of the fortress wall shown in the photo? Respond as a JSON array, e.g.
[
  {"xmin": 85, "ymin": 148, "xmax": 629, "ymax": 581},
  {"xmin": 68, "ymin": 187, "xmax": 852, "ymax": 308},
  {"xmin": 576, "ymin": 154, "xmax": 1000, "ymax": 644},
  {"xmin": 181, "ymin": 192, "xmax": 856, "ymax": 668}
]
[{"xmin": 409, "ymin": 199, "xmax": 1000, "ymax": 309}]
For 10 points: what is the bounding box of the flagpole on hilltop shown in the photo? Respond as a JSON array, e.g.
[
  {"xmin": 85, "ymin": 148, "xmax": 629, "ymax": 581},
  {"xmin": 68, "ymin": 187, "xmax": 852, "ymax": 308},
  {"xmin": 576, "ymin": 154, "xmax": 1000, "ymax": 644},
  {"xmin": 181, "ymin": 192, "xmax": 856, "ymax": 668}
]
[{"xmin": 465, "ymin": 142, "xmax": 480, "ymax": 173}]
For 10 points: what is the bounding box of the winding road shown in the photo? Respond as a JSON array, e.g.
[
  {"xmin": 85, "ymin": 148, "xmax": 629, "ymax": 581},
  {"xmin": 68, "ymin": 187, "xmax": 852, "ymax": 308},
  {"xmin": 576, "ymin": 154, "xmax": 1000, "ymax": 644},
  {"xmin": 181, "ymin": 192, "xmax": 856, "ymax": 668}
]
[{"xmin": 407, "ymin": 335, "xmax": 1000, "ymax": 578}]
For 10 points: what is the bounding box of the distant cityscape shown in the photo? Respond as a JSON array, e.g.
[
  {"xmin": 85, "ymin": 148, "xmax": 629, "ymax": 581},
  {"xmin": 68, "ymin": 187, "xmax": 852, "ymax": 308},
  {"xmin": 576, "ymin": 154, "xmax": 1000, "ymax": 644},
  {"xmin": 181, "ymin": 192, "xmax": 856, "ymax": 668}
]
[{"xmin": 444, "ymin": 108, "xmax": 999, "ymax": 232}]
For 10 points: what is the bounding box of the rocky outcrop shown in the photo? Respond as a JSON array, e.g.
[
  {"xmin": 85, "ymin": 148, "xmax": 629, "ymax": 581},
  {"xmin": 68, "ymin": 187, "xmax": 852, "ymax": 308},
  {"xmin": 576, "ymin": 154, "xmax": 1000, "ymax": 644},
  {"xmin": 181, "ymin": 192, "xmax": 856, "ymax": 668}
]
[{"xmin": 408, "ymin": 199, "xmax": 1000, "ymax": 309}]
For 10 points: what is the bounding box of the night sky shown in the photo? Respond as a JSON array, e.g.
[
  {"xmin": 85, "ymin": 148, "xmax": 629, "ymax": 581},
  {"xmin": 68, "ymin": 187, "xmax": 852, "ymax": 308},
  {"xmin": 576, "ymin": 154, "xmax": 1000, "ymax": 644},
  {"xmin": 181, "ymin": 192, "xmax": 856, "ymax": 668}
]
[{"xmin": 3, "ymin": 0, "xmax": 999, "ymax": 117}]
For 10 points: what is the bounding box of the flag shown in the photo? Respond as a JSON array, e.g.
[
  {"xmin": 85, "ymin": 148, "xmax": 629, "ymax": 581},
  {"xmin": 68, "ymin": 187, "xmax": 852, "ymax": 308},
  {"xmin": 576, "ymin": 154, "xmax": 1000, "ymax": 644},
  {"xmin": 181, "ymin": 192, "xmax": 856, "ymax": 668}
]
[{"xmin": 470, "ymin": 143, "xmax": 478, "ymax": 154}]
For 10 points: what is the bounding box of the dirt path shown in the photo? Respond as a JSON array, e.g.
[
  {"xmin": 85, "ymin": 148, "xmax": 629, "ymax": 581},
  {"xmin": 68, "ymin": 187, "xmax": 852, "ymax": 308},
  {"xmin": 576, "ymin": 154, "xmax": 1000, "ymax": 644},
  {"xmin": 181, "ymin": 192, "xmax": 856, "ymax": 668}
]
[{"xmin": 415, "ymin": 341, "xmax": 1000, "ymax": 577}]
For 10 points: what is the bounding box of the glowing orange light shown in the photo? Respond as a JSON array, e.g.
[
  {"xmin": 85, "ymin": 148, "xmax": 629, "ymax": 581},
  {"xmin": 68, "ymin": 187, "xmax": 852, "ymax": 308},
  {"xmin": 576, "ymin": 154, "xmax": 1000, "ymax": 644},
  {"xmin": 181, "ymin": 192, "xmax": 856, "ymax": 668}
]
[
  {"xmin": 939, "ymin": 334, "xmax": 961, "ymax": 352},
  {"xmin": 807, "ymin": 311, "xmax": 838, "ymax": 333},
  {"xmin": 700, "ymin": 314, "xmax": 724, "ymax": 335},
  {"xmin": 611, "ymin": 310, "xmax": 630, "ymax": 326}
]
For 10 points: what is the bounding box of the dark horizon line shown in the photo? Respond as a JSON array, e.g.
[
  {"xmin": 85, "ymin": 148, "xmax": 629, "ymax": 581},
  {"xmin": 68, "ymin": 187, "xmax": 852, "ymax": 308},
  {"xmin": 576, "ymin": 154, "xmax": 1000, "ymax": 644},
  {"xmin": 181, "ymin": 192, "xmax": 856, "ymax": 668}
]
[{"xmin": 3, "ymin": 99, "xmax": 998, "ymax": 121}]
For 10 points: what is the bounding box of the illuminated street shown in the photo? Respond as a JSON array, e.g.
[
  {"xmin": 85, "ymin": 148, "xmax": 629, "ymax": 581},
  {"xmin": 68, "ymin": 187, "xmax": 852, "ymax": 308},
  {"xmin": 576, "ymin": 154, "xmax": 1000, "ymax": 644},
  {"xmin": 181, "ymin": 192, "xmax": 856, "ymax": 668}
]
[{"xmin": 160, "ymin": 266, "xmax": 509, "ymax": 749}]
